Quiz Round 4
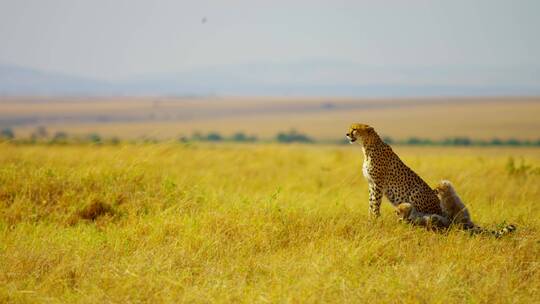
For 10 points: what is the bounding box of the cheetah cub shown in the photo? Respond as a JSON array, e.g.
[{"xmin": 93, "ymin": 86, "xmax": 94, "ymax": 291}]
[
  {"xmin": 434, "ymin": 180, "xmax": 516, "ymax": 237},
  {"xmin": 395, "ymin": 203, "xmax": 450, "ymax": 230},
  {"xmin": 434, "ymin": 180, "xmax": 474, "ymax": 228},
  {"xmin": 397, "ymin": 180, "xmax": 516, "ymax": 237}
]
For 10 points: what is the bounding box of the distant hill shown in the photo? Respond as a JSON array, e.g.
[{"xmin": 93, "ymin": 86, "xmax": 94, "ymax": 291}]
[
  {"xmin": 1, "ymin": 62, "xmax": 539, "ymax": 97},
  {"xmin": 0, "ymin": 64, "xmax": 115, "ymax": 95}
]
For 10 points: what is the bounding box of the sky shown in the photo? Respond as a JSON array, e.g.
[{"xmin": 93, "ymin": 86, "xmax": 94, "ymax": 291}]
[{"xmin": 0, "ymin": 0, "xmax": 539, "ymax": 84}]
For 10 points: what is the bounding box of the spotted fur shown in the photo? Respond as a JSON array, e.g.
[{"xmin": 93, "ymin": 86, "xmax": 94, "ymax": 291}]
[
  {"xmin": 434, "ymin": 180, "xmax": 474, "ymax": 228},
  {"xmin": 395, "ymin": 202, "xmax": 450, "ymax": 230},
  {"xmin": 346, "ymin": 123, "xmax": 443, "ymax": 217},
  {"xmin": 434, "ymin": 180, "xmax": 516, "ymax": 238}
]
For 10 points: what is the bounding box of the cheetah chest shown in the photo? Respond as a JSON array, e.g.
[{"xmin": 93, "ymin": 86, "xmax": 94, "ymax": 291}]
[{"xmin": 362, "ymin": 158, "xmax": 374, "ymax": 184}]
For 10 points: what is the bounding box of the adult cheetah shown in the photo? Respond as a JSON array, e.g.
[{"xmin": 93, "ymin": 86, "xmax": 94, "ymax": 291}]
[{"xmin": 346, "ymin": 123, "xmax": 443, "ymax": 217}]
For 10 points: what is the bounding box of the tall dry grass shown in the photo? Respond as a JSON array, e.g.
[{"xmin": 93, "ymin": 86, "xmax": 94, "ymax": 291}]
[{"xmin": 0, "ymin": 143, "xmax": 539, "ymax": 303}]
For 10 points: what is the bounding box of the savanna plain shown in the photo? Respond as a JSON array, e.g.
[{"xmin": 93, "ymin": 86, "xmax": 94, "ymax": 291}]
[
  {"xmin": 1, "ymin": 142, "xmax": 539, "ymax": 303},
  {"xmin": 3, "ymin": 96, "xmax": 540, "ymax": 141}
]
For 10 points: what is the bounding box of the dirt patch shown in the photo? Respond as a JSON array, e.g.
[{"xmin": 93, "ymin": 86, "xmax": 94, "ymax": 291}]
[{"xmin": 68, "ymin": 199, "xmax": 115, "ymax": 225}]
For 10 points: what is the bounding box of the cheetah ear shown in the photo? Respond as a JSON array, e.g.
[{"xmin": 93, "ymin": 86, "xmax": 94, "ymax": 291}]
[
  {"xmin": 350, "ymin": 123, "xmax": 374, "ymax": 132},
  {"xmin": 365, "ymin": 125, "xmax": 374, "ymax": 133}
]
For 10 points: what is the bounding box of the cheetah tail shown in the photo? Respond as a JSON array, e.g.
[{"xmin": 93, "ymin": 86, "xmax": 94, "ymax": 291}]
[{"xmin": 470, "ymin": 224, "xmax": 517, "ymax": 238}]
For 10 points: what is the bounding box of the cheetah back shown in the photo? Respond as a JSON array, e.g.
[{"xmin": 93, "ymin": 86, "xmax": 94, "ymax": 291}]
[{"xmin": 376, "ymin": 147, "xmax": 443, "ymax": 215}]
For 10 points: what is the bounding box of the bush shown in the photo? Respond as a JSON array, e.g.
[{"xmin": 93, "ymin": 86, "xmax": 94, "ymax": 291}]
[
  {"xmin": 440, "ymin": 137, "xmax": 471, "ymax": 146},
  {"xmin": 406, "ymin": 137, "xmax": 419, "ymax": 145},
  {"xmin": 490, "ymin": 138, "xmax": 503, "ymax": 146},
  {"xmin": 382, "ymin": 136, "xmax": 394, "ymax": 144},
  {"xmin": 31, "ymin": 126, "xmax": 48, "ymax": 140},
  {"xmin": 50, "ymin": 131, "xmax": 68, "ymax": 143},
  {"xmin": 191, "ymin": 132, "xmax": 203, "ymax": 141},
  {"xmin": 276, "ymin": 130, "xmax": 313, "ymax": 143},
  {"xmin": 190, "ymin": 132, "xmax": 223, "ymax": 142},
  {"xmin": 0, "ymin": 128, "xmax": 14, "ymax": 140},
  {"xmin": 505, "ymin": 138, "xmax": 520, "ymax": 146},
  {"xmin": 454, "ymin": 137, "xmax": 471, "ymax": 146},
  {"xmin": 110, "ymin": 137, "xmax": 121, "ymax": 145},
  {"xmin": 231, "ymin": 132, "xmax": 257, "ymax": 142},
  {"xmin": 206, "ymin": 132, "xmax": 223, "ymax": 142},
  {"xmin": 86, "ymin": 133, "xmax": 102, "ymax": 144}
]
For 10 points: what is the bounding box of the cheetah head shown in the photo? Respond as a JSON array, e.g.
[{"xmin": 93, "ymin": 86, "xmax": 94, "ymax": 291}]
[
  {"xmin": 346, "ymin": 123, "xmax": 374, "ymax": 144},
  {"xmin": 395, "ymin": 203, "xmax": 413, "ymax": 220},
  {"xmin": 433, "ymin": 180, "xmax": 455, "ymax": 199}
]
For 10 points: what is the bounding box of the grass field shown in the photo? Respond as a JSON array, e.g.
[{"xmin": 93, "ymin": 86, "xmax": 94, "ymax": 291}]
[
  {"xmin": 1, "ymin": 142, "xmax": 539, "ymax": 303},
  {"xmin": 2, "ymin": 96, "xmax": 540, "ymax": 141}
]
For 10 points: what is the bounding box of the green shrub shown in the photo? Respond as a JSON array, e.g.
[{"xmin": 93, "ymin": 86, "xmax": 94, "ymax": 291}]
[
  {"xmin": 87, "ymin": 133, "xmax": 102, "ymax": 144},
  {"xmin": 231, "ymin": 132, "xmax": 257, "ymax": 142},
  {"xmin": 0, "ymin": 127, "xmax": 14, "ymax": 140},
  {"xmin": 276, "ymin": 130, "xmax": 313, "ymax": 143},
  {"xmin": 206, "ymin": 132, "xmax": 223, "ymax": 142}
]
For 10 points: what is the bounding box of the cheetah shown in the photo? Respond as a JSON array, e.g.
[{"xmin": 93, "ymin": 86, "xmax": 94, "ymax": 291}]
[
  {"xmin": 395, "ymin": 202, "xmax": 450, "ymax": 230},
  {"xmin": 346, "ymin": 123, "xmax": 443, "ymax": 217},
  {"xmin": 434, "ymin": 180, "xmax": 474, "ymax": 228},
  {"xmin": 434, "ymin": 180, "xmax": 516, "ymax": 237},
  {"xmin": 396, "ymin": 180, "xmax": 516, "ymax": 237}
]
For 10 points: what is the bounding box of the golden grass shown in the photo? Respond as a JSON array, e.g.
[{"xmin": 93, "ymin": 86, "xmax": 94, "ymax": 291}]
[
  {"xmin": 0, "ymin": 143, "xmax": 539, "ymax": 303},
  {"xmin": 4, "ymin": 96, "xmax": 540, "ymax": 140}
]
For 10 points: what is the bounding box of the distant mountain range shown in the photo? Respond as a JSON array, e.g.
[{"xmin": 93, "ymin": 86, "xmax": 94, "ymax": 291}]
[
  {"xmin": 1, "ymin": 63, "xmax": 539, "ymax": 97},
  {"xmin": 0, "ymin": 64, "xmax": 115, "ymax": 95}
]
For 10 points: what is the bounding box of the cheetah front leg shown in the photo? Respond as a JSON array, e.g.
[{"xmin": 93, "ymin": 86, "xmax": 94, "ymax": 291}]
[{"xmin": 368, "ymin": 183, "xmax": 383, "ymax": 217}]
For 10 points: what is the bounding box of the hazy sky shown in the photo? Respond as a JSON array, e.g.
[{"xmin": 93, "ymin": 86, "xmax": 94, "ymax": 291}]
[{"xmin": 0, "ymin": 0, "xmax": 539, "ymax": 81}]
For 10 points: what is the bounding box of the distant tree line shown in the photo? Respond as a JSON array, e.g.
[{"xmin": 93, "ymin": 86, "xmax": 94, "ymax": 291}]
[
  {"xmin": 275, "ymin": 130, "xmax": 313, "ymax": 143},
  {"xmin": 1, "ymin": 126, "xmax": 540, "ymax": 146},
  {"xmin": 180, "ymin": 131, "xmax": 258, "ymax": 143},
  {"xmin": 376, "ymin": 136, "xmax": 540, "ymax": 147},
  {"xmin": 0, "ymin": 126, "xmax": 117, "ymax": 145},
  {"xmin": 181, "ymin": 129, "xmax": 313, "ymax": 143},
  {"xmin": 1, "ymin": 128, "xmax": 14, "ymax": 139}
]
